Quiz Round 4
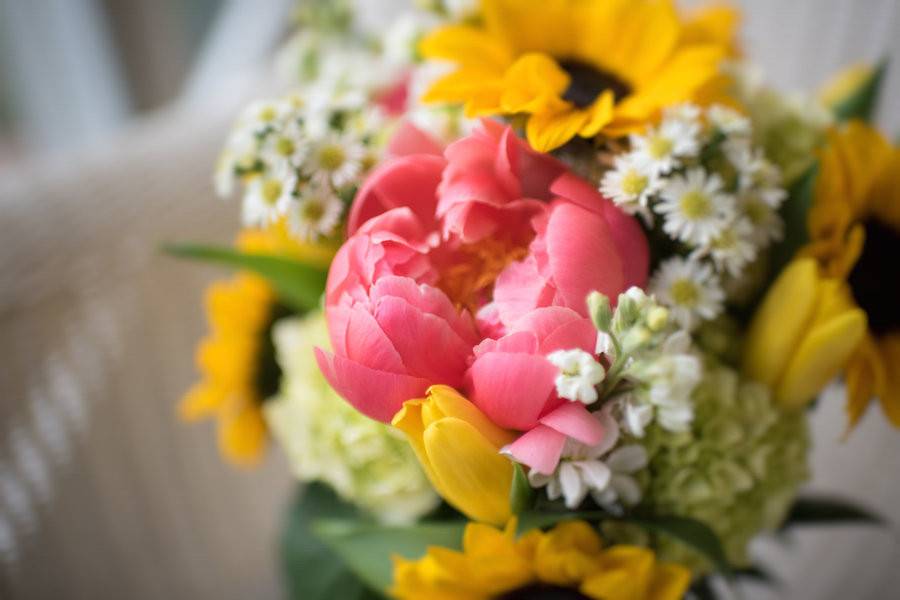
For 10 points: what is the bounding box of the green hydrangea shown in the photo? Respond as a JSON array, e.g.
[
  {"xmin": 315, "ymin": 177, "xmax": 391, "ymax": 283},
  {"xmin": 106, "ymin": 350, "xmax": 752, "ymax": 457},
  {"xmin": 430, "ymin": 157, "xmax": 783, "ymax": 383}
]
[
  {"xmin": 634, "ymin": 359, "xmax": 810, "ymax": 570},
  {"xmin": 263, "ymin": 313, "xmax": 439, "ymax": 524}
]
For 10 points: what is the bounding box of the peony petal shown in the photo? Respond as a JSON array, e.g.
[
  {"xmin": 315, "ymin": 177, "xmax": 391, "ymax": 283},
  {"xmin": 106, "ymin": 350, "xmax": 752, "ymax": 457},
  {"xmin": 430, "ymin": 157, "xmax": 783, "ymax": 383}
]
[
  {"xmin": 341, "ymin": 304, "xmax": 407, "ymax": 373},
  {"xmin": 504, "ymin": 425, "xmax": 567, "ymax": 475},
  {"xmin": 465, "ymin": 351, "xmax": 557, "ymax": 430},
  {"xmin": 545, "ymin": 202, "xmax": 626, "ymax": 316},
  {"xmin": 374, "ymin": 295, "xmax": 475, "ymax": 386},
  {"xmin": 510, "ymin": 306, "xmax": 597, "ymax": 354},
  {"xmin": 315, "ymin": 348, "xmax": 430, "ymax": 423},
  {"xmin": 493, "ymin": 256, "xmax": 558, "ymax": 328},
  {"xmin": 348, "ymin": 155, "xmax": 446, "ymax": 235},
  {"xmin": 387, "ymin": 120, "xmax": 444, "ymax": 158},
  {"xmin": 539, "ymin": 402, "xmax": 604, "ymax": 446}
]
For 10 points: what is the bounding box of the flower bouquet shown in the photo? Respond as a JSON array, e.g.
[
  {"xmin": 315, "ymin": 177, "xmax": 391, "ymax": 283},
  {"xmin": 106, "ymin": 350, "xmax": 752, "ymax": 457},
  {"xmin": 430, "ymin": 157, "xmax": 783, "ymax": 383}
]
[{"xmin": 169, "ymin": 1, "xmax": 897, "ymax": 598}]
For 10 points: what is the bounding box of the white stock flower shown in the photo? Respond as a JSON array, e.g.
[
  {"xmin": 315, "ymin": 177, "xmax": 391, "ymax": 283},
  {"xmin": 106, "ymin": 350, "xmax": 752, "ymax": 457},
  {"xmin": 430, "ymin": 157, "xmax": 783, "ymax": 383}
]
[
  {"xmin": 546, "ymin": 349, "xmax": 606, "ymax": 404},
  {"xmin": 650, "ymin": 258, "xmax": 725, "ymax": 330},
  {"xmin": 528, "ymin": 408, "xmax": 645, "ymax": 510},
  {"xmin": 656, "ymin": 168, "xmax": 735, "ymax": 247}
]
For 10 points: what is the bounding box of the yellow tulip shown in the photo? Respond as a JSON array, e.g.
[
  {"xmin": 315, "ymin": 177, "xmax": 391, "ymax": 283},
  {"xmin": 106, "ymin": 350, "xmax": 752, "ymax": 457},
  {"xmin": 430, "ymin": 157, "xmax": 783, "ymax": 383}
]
[
  {"xmin": 743, "ymin": 258, "xmax": 867, "ymax": 409},
  {"xmin": 392, "ymin": 385, "xmax": 516, "ymax": 525}
]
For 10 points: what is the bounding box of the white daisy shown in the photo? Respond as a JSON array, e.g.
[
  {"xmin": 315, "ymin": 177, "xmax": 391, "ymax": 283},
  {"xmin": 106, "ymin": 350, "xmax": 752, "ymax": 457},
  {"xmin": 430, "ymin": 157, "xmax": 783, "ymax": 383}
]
[
  {"xmin": 738, "ymin": 191, "xmax": 785, "ymax": 246},
  {"xmin": 305, "ymin": 133, "xmax": 366, "ymax": 188},
  {"xmin": 650, "ymin": 257, "xmax": 725, "ymax": 330},
  {"xmin": 599, "ymin": 153, "xmax": 659, "ymax": 218},
  {"xmin": 663, "ymin": 102, "xmax": 702, "ymax": 124},
  {"xmin": 546, "ymin": 349, "xmax": 606, "ymax": 405},
  {"xmin": 723, "ymin": 138, "xmax": 784, "ymax": 195},
  {"xmin": 696, "ymin": 217, "xmax": 758, "ymax": 277},
  {"xmin": 630, "ymin": 117, "xmax": 701, "ymax": 175},
  {"xmin": 242, "ymin": 164, "xmax": 297, "ymax": 227},
  {"xmin": 288, "ymin": 178, "xmax": 344, "ymax": 242},
  {"xmin": 260, "ymin": 119, "xmax": 309, "ymax": 169},
  {"xmin": 708, "ymin": 104, "xmax": 751, "ymax": 137},
  {"xmin": 656, "ymin": 168, "xmax": 735, "ymax": 246},
  {"xmin": 527, "ymin": 408, "xmax": 644, "ymax": 510}
]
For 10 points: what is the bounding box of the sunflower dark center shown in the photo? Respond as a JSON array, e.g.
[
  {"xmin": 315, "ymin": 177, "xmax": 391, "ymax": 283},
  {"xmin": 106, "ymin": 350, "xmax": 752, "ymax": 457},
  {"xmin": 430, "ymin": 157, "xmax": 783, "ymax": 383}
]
[
  {"xmin": 255, "ymin": 303, "xmax": 292, "ymax": 402},
  {"xmin": 847, "ymin": 219, "xmax": 900, "ymax": 336},
  {"xmin": 559, "ymin": 59, "xmax": 631, "ymax": 108},
  {"xmin": 498, "ymin": 584, "xmax": 593, "ymax": 600}
]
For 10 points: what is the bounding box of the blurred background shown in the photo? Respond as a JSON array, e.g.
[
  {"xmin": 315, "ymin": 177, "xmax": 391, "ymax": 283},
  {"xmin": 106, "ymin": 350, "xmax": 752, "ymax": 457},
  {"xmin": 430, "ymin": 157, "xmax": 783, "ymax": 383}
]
[{"xmin": 0, "ymin": 1, "xmax": 899, "ymax": 599}]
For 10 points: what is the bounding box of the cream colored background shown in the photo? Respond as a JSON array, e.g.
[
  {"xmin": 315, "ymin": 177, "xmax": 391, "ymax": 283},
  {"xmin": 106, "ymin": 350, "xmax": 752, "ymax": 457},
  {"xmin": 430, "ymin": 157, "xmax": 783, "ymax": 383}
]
[{"xmin": 1, "ymin": 1, "xmax": 899, "ymax": 598}]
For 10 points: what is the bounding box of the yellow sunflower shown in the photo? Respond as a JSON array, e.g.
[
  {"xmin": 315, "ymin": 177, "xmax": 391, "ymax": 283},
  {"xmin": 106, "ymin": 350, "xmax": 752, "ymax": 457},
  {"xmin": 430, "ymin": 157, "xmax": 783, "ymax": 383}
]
[
  {"xmin": 391, "ymin": 519, "xmax": 690, "ymax": 600},
  {"xmin": 180, "ymin": 224, "xmax": 336, "ymax": 466},
  {"xmin": 420, "ymin": 0, "xmax": 735, "ymax": 151},
  {"xmin": 802, "ymin": 121, "xmax": 900, "ymax": 429}
]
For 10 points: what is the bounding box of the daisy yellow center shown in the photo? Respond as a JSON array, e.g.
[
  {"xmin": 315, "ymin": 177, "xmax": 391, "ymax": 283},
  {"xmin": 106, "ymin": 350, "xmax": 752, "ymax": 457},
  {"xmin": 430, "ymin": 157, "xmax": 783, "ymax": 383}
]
[
  {"xmin": 648, "ymin": 135, "xmax": 674, "ymax": 159},
  {"xmin": 559, "ymin": 59, "xmax": 631, "ymax": 109},
  {"xmin": 622, "ymin": 170, "xmax": 648, "ymax": 196},
  {"xmin": 671, "ymin": 279, "xmax": 700, "ymax": 307},
  {"xmin": 261, "ymin": 179, "xmax": 283, "ymax": 205},
  {"xmin": 258, "ymin": 106, "xmax": 277, "ymax": 122},
  {"xmin": 712, "ymin": 228, "xmax": 737, "ymax": 250},
  {"xmin": 318, "ymin": 144, "xmax": 346, "ymax": 171},
  {"xmin": 742, "ymin": 198, "xmax": 767, "ymax": 225},
  {"xmin": 679, "ymin": 190, "xmax": 712, "ymax": 219},
  {"xmin": 301, "ymin": 199, "xmax": 326, "ymax": 222},
  {"xmin": 847, "ymin": 219, "xmax": 900, "ymax": 335},
  {"xmin": 275, "ymin": 137, "xmax": 295, "ymax": 156}
]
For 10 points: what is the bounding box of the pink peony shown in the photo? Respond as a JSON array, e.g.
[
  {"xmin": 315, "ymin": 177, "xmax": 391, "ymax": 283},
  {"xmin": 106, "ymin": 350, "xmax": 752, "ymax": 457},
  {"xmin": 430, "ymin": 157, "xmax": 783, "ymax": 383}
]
[{"xmin": 318, "ymin": 120, "xmax": 648, "ymax": 470}]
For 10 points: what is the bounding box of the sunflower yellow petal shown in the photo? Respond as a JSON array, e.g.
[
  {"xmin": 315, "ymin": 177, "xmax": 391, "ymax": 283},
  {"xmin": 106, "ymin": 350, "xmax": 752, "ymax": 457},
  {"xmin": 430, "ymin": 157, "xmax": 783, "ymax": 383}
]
[
  {"xmin": 579, "ymin": 90, "xmax": 616, "ymax": 138},
  {"xmin": 424, "ymin": 417, "xmax": 514, "ymax": 525},
  {"xmin": 845, "ymin": 337, "xmax": 884, "ymax": 429},
  {"xmin": 499, "ymin": 53, "xmax": 570, "ymax": 114},
  {"xmin": 526, "ymin": 99, "xmax": 590, "ymax": 152},
  {"xmin": 419, "ymin": 25, "xmax": 513, "ymax": 72},
  {"xmin": 877, "ymin": 335, "xmax": 900, "ymax": 426}
]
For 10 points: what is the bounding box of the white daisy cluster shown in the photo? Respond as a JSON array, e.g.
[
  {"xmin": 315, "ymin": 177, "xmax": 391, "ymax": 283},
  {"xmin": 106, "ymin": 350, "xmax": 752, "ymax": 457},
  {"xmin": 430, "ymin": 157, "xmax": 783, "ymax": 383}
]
[
  {"xmin": 215, "ymin": 90, "xmax": 387, "ymax": 242},
  {"xmin": 600, "ymin": 103, "xmax": 788, "ymax": 330},
  {"xmin": 529, "ymin": 288, "xmax": 702, "ymax": 511}
]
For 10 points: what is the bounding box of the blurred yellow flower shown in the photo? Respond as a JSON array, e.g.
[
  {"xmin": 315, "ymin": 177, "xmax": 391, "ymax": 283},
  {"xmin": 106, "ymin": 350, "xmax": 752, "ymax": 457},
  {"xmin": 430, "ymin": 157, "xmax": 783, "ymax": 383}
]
[
  {"xmin": 743, "ymin": 258, "xmax": 866, "ymax": 410},
  {"xmin": 180, "ymin": 224, "xmax": 336, "ymax": 466},
  {"xmin": 392, "ymin": 385, "xmax": 516, "ymax": 525},
  {"xmin": 391, "ymin": 519, "xmax": 691, "ymax": 600},
  {"xmin": 419, "ymin": 0, "xmax": 733, "ymax": 151},
  {"xmin": 802, "ymin": 122, "xmax": 900, "ymax": 428}
]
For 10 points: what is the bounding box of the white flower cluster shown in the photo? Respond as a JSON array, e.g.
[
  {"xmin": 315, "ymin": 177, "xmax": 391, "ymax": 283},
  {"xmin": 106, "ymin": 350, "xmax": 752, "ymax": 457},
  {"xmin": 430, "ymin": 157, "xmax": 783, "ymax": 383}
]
[
  {"xmin": 601, "ymin": 104, "xmax": 788, "ymax": 330},
  {"xmin": 531, "ymin": 288, "xmax": 702, "ymax": 511},
  {"xmin": 215, "ymin": 91, "xmax": 386, "ymax": 242}
]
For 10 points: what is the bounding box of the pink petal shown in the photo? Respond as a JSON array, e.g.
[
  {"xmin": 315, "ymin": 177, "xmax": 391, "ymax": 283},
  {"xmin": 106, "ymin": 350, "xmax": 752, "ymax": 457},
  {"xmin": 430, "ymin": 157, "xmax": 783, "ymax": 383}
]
[
  {"xmin": 341, "ymin": 304, "xmax": 407, "ymax": 373},
  {"xmin": 374, "ymin": 296, "xmax": 474, "ymax": 387},
  {"xmin": 539, "ymin": 402, "xmax": 604, "ymax": 445},
  {"xmin": 505, "ymin": 425, "xmax": 567, "ymax": 475},
  {"xmin": 551, "ymin": 172, "xmax": 649, "ymax": 290},
  {"xmin": 387, "ymin": 120, "xmax": 444, "ymax": 158},
  {"xmin": 465, "ymin": 351, "xmax": 556, "ymax": 430},
  {"xmin": 348, "ymin": 155, "xmax": 445, "ymax": 235},
  {"xmin": 315, "ymin": 348, "xmax": 430, "ymax": 423},
  {"xmin": 472, "ymin": 331, "xmax": 538, "ymax": 357},
  {"xmin": 493, "ymin": 257, "xmax": 558, "ymax": 328},
  {"xmin": 545, "ymin": 202, "xmax": 625, "ymax": 316},
  {"xmin": 510, "ymin": 306, "xmax": 596, "ymax": 354}
]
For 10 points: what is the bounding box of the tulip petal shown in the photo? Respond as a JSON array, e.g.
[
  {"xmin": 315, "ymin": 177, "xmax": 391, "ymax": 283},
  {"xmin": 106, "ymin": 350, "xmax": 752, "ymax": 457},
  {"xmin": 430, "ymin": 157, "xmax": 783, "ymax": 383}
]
[
  {"xmin": 315, "ymin": 348, "xmax": 430, "ymax": 422},
  {"xmin": 466, "ymin": 351, "xmax": 557, "ymax": 430},
  {"xmin": 424, "ymin": 417, "xmax": 513, "ymax": 525},
  {"xmin": 504, "ymin": 424, "xmax": 567, "ymax": 475},
  {"xmin": 539, "ymin": 402, "xmax": 604, "ymax": 446},
  {"xmin": 776, "ymin": 308, "xmax": 867, "ymax": 409},
  {"xmin": 427, "ymin": 385, "xmax": 517, "ymax": 448}
]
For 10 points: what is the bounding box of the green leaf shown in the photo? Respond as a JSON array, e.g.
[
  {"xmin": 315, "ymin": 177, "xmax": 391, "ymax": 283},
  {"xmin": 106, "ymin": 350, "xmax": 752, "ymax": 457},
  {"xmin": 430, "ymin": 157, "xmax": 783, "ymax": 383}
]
[
  {"xmin": 510, "ymin": 463, "xmax": 535, "ymax": 515},
  {"xmin": 781, "ymin": 496, "xmax": 885, "ymax": 530},
  {"xmin": 623, "ymin": 515, "xmax": 732, "ymax": 575},
  {"xmin": 311, "ymin": 518, "xmax": 467, "ymax": 595},
  {"xmin": 832, "ymin": 59, "xmax": 888, "ymax": 123},
  {"xmin": 163, "ymin": 243, "xmax": 327, "ymax": 312},
  {"xmin": 281, "ymin": 483, "xmax": 379, "ymax": 600}
]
